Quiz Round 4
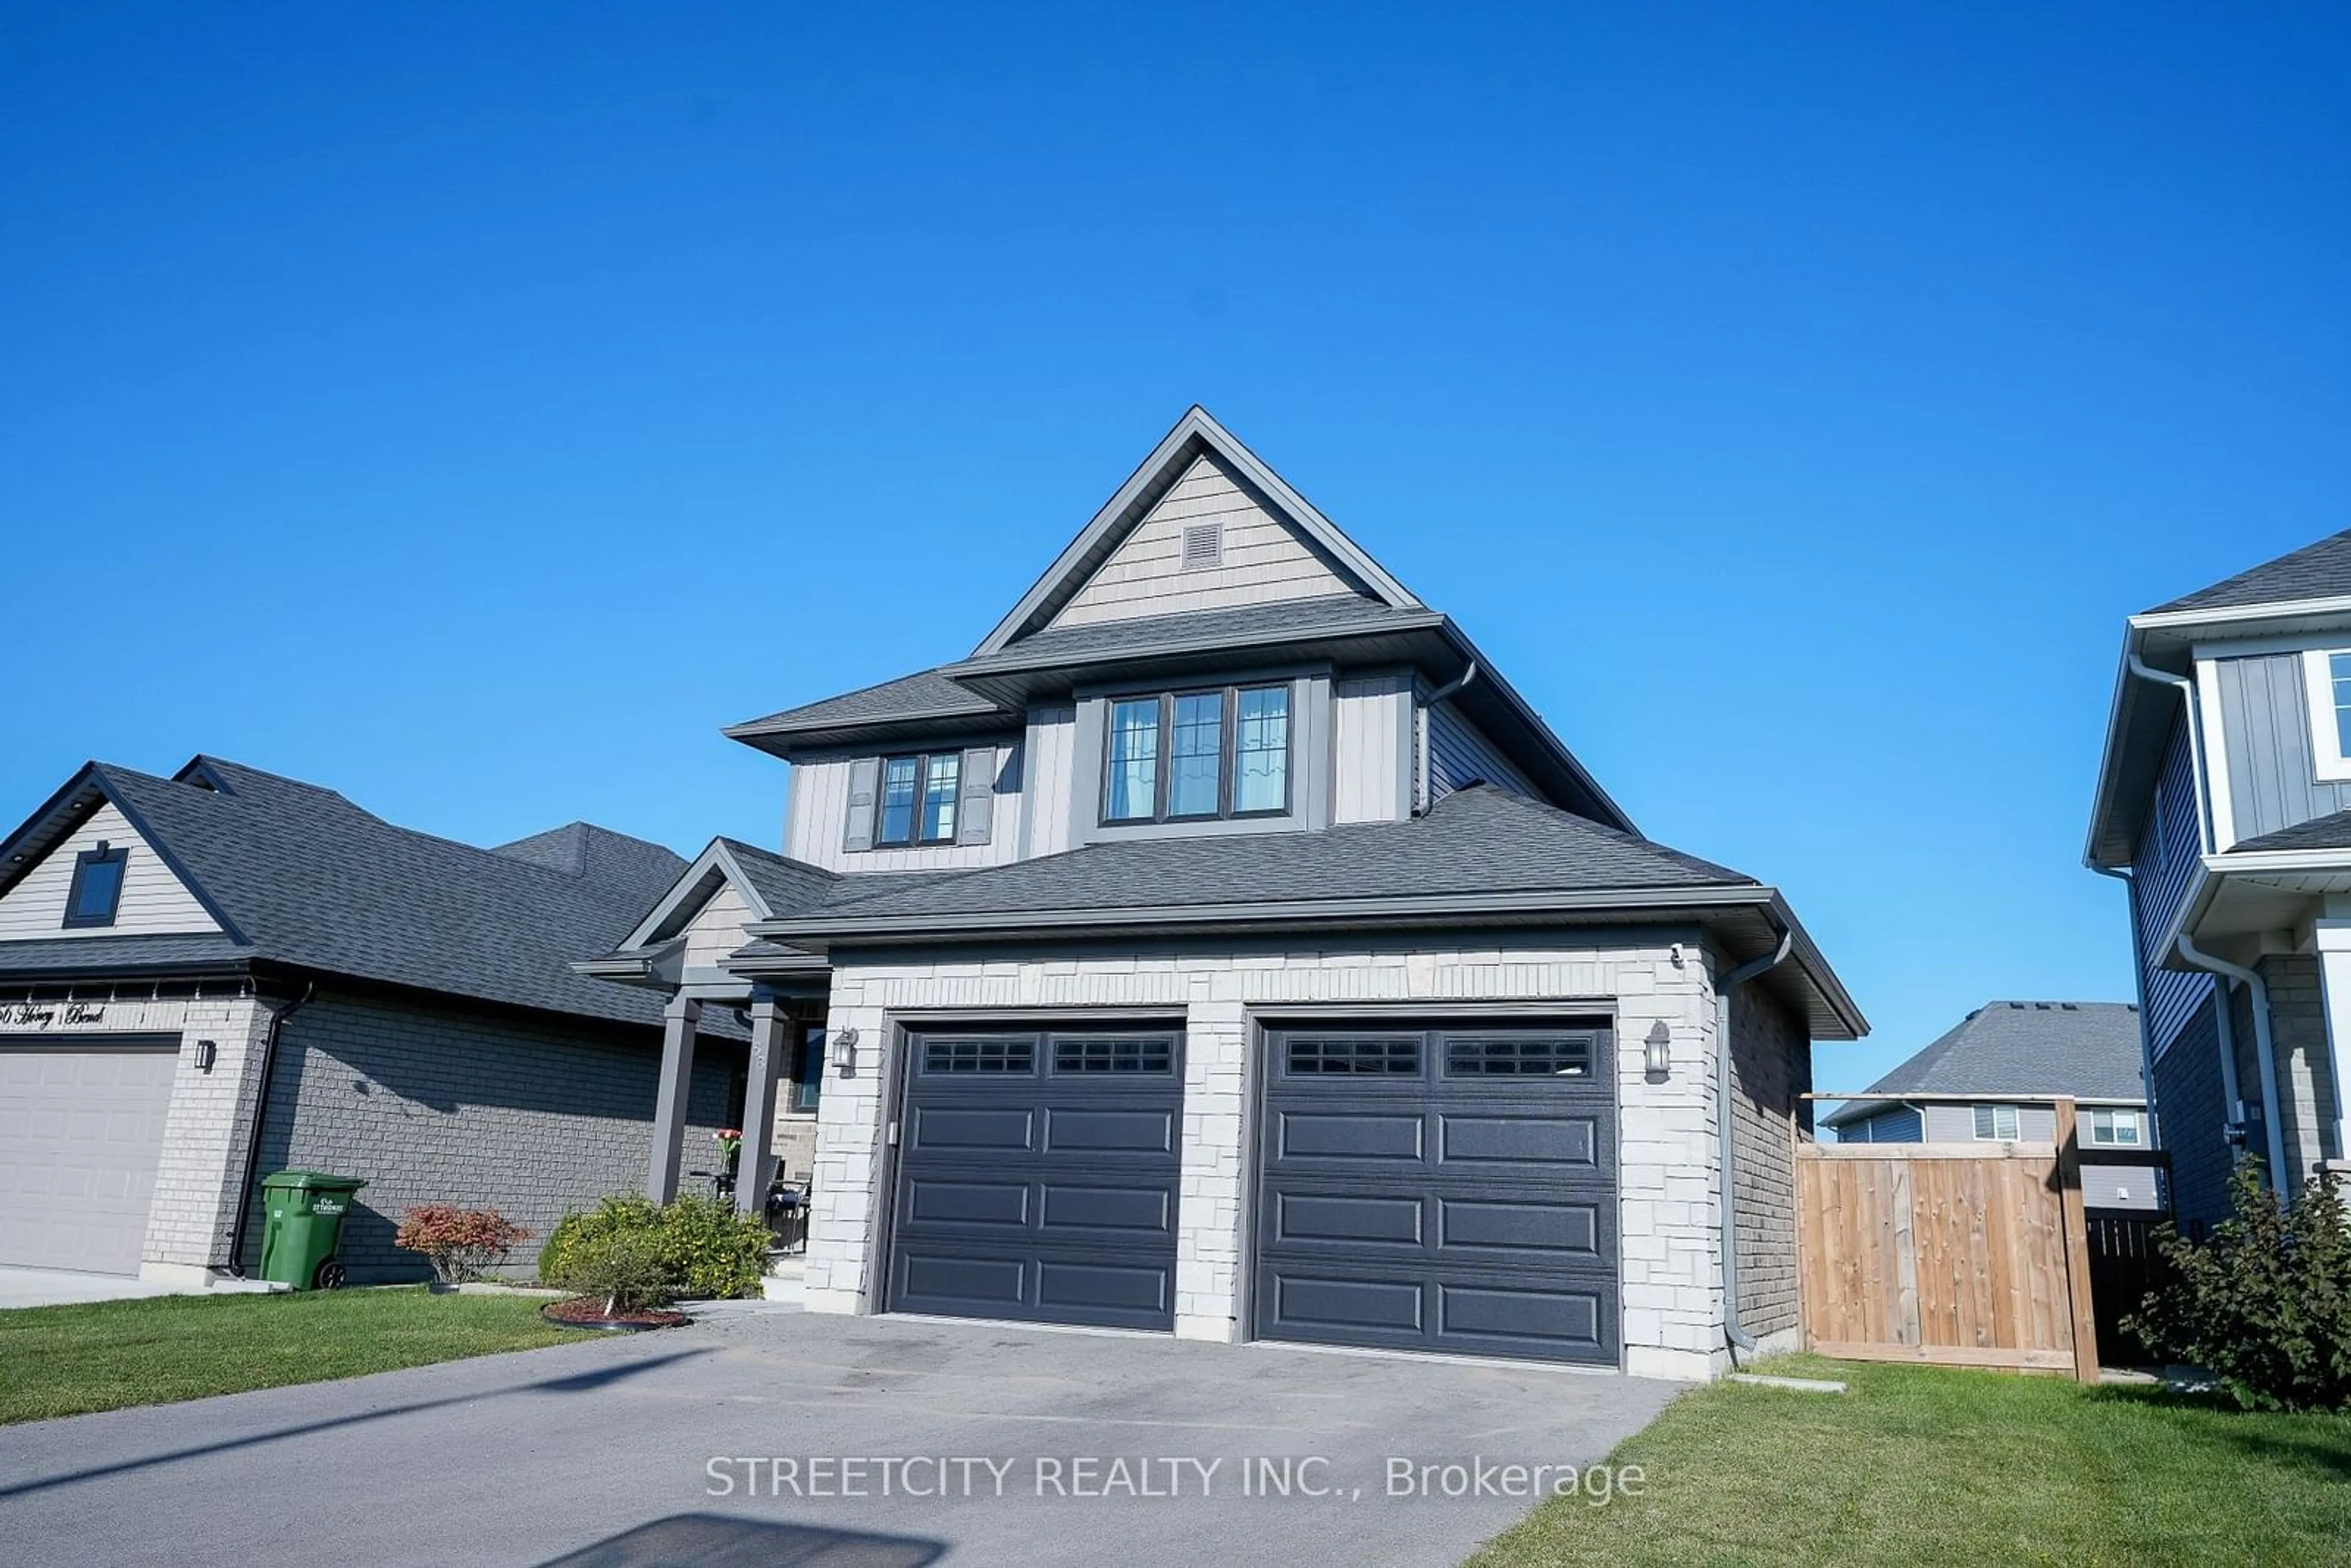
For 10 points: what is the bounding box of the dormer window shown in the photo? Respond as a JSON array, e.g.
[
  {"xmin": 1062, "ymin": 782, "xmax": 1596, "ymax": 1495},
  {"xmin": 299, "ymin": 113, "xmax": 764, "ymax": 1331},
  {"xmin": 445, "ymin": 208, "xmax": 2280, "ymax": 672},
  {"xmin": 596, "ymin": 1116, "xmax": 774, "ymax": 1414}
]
[
  {"xmin": 2303, "ymin": 650, "xmax": 2351, "ymax": 782},
  {"xmin": 877, "ymin": 754, "xmax": 961, "ymax": 847},
  {"xmin": 64, "ymin": 841, "xmax": 129, "ymax": 928},
  {"xmin": 1104, "ymin": 683, "xmax": 1291, "ymax": 824}
]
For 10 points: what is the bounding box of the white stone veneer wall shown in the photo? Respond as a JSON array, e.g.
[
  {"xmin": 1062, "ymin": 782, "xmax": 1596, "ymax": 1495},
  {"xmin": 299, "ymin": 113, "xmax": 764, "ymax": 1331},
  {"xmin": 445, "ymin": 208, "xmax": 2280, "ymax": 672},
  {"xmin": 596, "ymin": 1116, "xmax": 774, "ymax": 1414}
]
[
  {"xmin": 0, "ymin": 987, "xmax": 277, "ymax": 1284},
  {"xmin": 804, "ymin": 934, "xmax": 1731, "ymax": 1381}
]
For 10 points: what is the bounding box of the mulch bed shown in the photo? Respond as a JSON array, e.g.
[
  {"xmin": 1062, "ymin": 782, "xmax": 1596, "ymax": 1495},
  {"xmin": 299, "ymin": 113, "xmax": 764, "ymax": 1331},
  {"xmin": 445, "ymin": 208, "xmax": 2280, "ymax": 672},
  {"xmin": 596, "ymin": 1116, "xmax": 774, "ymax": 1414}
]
[{"xmin": 540, "ymin": 1296, "xmax": 689, "ymax": 1332}]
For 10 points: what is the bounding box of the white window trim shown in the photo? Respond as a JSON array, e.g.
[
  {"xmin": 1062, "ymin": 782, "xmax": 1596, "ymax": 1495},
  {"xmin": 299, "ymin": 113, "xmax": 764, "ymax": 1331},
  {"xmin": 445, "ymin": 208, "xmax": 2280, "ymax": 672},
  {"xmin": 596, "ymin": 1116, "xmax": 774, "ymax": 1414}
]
[
  {"xmin": 1973, "ymin": 1103, "xmax": 2020, "ymax": 1141},
  {"xmin": 2089, "ymin": 1108, "xmax": 2143, "ymax": 1147},
  {"xmin": 2299, "ymin": 648, "xmax": 2351, "ymax": 782}
]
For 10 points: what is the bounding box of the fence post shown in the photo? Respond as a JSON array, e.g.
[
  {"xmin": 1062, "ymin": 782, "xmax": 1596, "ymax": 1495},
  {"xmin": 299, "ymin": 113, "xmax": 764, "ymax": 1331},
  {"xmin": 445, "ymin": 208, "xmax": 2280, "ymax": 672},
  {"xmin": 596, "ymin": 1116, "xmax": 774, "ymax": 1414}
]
[{"xmin": 2052, "ymin": 1098, "xmax": 2101, "ymax": 1384}]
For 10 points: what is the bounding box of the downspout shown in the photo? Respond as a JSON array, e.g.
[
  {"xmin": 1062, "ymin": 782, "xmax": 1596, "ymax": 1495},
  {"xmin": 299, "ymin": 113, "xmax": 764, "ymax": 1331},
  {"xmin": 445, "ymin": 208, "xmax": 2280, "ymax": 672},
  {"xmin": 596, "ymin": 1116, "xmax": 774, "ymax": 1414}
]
[
  {"xmin": 2177, "ymin": 937, "xmax": 2290, "ymax": 1189},
  {"xmin": 2125, "ymin": 652, "xmax": 2212, "ymax": 855},
  {"xmin": 1414, "ymin": 661, "xmax": 1479, "ymax": 815},
  {"xmin": 1717, "ymin": 923, "xmax": 1794, "ymax": 1362},
  {"xmin": 219, "ymin": 981, "xmax": 315, "ymax": 1276},
  {"xmin": 2088, "ymin": 863, "xmax": 2167, "ymax": 1152}
]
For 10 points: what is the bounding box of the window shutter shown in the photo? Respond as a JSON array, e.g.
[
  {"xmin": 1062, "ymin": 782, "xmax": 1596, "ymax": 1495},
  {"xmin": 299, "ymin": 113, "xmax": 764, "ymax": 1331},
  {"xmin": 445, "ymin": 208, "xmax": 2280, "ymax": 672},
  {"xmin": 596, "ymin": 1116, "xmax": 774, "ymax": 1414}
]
[
  {"xmin": 843, "ymin": 757, "xmax": 880, "ymax": 852},
  {"xmin": 956, "ymin": 746, "xmax": 995, "ymax": 846}
]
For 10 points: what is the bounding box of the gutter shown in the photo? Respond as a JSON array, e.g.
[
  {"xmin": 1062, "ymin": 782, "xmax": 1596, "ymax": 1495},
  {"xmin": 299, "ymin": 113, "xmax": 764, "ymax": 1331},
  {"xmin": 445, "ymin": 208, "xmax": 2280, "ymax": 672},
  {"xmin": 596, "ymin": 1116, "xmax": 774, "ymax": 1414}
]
[
  {"xmin": 2176, "ymin": 936, "xmax": 2291, "ymax": 1187},
  {"xmin": 1716, "ymin": 923, "xmax": 1793, "ymax": 1362},
  {"xmin": 2124, "ymin": 652, "xmax": 2214, "ymax": 857},
  {"xmin": 218, "ymin": 981, "xmax": 315, "ymax": 1277}
]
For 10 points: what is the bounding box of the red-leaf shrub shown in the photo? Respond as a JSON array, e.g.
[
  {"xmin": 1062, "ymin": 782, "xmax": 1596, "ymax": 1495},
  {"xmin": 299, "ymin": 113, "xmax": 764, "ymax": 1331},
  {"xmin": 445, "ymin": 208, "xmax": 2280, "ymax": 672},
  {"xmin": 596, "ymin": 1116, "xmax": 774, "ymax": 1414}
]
[{"xmin": 395, "ymin": 1204, "xmax": 531, "ymax": 1285}]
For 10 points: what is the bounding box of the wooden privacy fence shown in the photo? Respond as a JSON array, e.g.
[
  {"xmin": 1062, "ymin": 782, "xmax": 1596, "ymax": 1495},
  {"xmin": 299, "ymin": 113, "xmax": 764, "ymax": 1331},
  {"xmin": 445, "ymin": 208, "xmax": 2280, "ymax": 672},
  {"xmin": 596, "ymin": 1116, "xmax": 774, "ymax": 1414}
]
[{"xmin": 1797, "ymin": 1099, "xmax": 2104, "ymax": 1382}]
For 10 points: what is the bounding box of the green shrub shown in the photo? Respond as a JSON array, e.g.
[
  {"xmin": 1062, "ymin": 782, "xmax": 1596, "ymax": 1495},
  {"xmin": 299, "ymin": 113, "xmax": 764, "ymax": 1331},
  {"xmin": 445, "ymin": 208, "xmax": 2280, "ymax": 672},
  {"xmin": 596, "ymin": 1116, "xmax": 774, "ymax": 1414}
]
[
  {"xmin": 568, "ymin": 1231, "xmax": 674, "ymax": 1315},
  {"xmin": 539, "ymin": 1193, "xmax": 770, "ymax": 1301},
  {"xmin": 654, "ymin": 1194, "xmax": 773, "ymax": 1300},
  {"xmin": 2126, "ymin": 1161, "xmax": 2351, "ymax": 1411}
]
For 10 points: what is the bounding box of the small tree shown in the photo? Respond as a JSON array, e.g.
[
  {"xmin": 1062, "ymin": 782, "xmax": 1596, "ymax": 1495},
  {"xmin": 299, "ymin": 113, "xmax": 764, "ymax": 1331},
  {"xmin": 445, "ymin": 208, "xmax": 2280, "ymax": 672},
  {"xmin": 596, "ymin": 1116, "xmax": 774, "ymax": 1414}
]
[
  {"xmin": 2125, "ymin": 1161, "xmax": 2351, "ymax": 1411},
  {"xmin": 568, "ymin": 1232, "xmax": 674, "ymax": 1316},
  {"xmin": 395, "ymin": 1205, "xmax": 530, "ymax": 1286}
]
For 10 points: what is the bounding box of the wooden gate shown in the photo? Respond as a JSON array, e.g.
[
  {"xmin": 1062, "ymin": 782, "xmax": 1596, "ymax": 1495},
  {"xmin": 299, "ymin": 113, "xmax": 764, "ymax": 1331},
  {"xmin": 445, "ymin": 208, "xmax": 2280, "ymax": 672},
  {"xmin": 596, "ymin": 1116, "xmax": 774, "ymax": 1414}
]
[{"xmin": 1798, "ymin": 1101, "xmax": 2100, "ymax": 1382}]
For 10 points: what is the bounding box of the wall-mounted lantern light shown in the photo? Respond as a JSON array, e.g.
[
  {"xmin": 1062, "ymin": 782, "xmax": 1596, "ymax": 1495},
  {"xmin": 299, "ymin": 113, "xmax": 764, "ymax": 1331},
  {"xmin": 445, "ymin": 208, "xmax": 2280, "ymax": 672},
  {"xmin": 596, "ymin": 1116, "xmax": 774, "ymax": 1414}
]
[
  {"xmin": 194, "ymin": 1039, "xmax": 217, "ymax": 1074},
  {"xmin": 831, "ymin": 1026, "xmax": 860, "ymax": 1072},
  {"xmin": 1643, "ymin": 1021, "xmax": 1671, "ymax": 1079}
]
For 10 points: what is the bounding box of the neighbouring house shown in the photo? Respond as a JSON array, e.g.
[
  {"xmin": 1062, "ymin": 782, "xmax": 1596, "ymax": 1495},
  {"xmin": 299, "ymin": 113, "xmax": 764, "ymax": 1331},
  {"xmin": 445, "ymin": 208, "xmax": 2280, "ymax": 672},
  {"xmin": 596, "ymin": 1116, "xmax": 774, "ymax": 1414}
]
[
  {"xmin": 0, "ymin": 756, "xmax": 744, "ymax": 1286},
  {"xmin": 583, "ymin": 406, "xmax": 1867, "ymax": 1379},
  {"xmin": 2087, "ymin": 528, "xmax": 2351, "ymax": 1229},
  {"xmin": 1821, "ymin": 1000, "xmax": 2164, "ymax": 1212}
]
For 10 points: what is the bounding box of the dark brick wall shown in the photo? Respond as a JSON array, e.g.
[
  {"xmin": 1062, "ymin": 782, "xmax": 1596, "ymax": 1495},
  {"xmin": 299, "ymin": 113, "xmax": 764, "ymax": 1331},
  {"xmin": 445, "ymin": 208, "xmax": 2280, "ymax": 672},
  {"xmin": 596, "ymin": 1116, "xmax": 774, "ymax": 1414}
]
[
  {"xmin": 241, "ymin": 989, "xmax": 744, "ymax": 1281},
  {"xmin": 2152, "ymin": 992, "xmax": 2232, "ymax": 1230},
  {"xmin": 1728, "ymin": 980, "xmax": 1809, "ymax": 1338}
]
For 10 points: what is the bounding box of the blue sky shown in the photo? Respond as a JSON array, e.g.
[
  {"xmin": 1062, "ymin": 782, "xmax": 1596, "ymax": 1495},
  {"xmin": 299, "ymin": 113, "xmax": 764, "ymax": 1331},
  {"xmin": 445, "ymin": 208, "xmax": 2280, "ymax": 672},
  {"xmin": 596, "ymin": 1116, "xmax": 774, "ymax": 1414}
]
[{"xmin": 5, "ymin": 4, "xmax": 2347, "ymax": 1090}]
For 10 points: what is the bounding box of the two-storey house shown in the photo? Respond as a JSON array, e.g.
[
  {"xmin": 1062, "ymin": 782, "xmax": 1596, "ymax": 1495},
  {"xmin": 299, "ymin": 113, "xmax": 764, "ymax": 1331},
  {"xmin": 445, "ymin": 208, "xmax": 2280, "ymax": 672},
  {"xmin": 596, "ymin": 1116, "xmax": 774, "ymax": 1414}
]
[
  {"xmin": 584, "ymin": 408, "xmax": 1866, "ymax": 1379},
  {"xmin": 2087, "ymin": 530, "xmax": 2351, "ymax": 1227}
]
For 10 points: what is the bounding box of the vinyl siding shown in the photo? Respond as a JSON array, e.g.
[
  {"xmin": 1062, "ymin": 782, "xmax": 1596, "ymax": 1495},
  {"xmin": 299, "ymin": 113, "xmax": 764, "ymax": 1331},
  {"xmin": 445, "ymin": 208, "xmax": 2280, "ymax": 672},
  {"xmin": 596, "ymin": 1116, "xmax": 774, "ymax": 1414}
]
[
  {"xmin": 0, "ymin": 803, "xmax": 220, "ymax": 940},
  {"xmin": 1423, "ymin": 699, "xmax": 1535, "ymax": 805},
  {"xmin": 1923, "ymin": 1101, "xmax": 2060, "ymax": 1144},
  {"xmin": 1836, "ymin": 1106, "xmax": 1922, "ymax": 1143},
  {"xmin": 783, "ymin": 743, "xmax": 1023, "ymax": 872},
  {"xmin": 1019, "ymin": 703, "xmax": 1079, "ymax": 858},
  {"xmin": 1332, "ymin": 670, "xmax": 1414, "ymax": 823},
  {"xmin": 2132, "ymin": 713, "xmax": 2214, "ymax": 1059},
  {"xmin": 1050, "ymin": 452, "xmax": 1368, "ymax": 628},
  {"xmin": 2214, "ymin": 649, "xmax": 2351, "ymax": 844}
]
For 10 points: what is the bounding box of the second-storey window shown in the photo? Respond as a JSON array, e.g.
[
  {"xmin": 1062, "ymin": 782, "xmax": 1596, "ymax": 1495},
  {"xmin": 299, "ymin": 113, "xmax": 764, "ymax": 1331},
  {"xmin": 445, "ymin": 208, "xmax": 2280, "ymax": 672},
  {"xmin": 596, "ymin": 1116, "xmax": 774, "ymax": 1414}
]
[
  {"xmin": 1104, "ymin": 683, "xmax": 1291, "ymax": 824},
  {"xmin": 2299, "ymin": 648, "xmax": 2351, "ymax": 782},
  {"xmin": 877, "ymin": 753, "xmax": 961, "ymax": 846},
  {"xmin": 2088, "ymin": 1108, "xmax": 2143, "ymax": 1147},
  {"xmin": 1972, "ymin": 1103, "xmax": 2021, "ymax": 1141}
]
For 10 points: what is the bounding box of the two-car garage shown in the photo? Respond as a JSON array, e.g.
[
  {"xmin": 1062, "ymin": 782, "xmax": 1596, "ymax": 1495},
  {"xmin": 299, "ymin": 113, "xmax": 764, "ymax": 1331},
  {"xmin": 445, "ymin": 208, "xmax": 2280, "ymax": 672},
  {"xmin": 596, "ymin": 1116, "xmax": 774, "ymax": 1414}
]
[{"xmin": 879, "ymin": 1018, "xmax": 1619, "ymax": 1367}]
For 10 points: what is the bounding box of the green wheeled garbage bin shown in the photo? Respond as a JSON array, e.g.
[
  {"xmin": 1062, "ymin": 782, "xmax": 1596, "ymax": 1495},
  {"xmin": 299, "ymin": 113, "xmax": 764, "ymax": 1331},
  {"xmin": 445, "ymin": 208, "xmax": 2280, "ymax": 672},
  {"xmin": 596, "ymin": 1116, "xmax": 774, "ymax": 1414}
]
[{"xmin": 258, "ymin": 1171, "xmax": 367, "ymax": 1290}]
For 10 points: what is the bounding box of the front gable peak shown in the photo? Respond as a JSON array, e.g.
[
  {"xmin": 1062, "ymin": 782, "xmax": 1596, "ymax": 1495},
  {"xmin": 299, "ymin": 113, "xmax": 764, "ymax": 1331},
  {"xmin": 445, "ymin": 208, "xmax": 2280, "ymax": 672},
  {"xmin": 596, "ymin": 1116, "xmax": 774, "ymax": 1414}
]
[{"xmin": 973, "ymin": 407, "xmax": 1422, "ymax": 656}]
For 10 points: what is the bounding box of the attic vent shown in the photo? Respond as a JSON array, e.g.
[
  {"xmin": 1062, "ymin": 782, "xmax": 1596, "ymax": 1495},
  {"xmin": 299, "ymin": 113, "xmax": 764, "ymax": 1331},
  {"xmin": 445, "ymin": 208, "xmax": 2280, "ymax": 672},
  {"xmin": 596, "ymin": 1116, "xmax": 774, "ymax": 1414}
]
[{"xmin": 1181, "ymin": 522, "xmax": 1223, "ymax": 571}]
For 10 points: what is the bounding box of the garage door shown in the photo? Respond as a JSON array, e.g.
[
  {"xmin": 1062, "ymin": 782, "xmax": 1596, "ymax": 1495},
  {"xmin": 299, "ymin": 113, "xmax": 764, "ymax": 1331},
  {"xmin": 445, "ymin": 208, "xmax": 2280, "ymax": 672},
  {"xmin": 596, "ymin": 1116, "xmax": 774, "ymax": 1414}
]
[
  {"xmin": 885, "ymin": 1026, "xmax": 1182, "ymax": 1330},
  {"xmin": 1254, "ymin": 1021, "xmax": 1617, "ymax": 1364},
  {"xmin": 0, "ymin": 1035, "xmax": 180, "ymax": 1275}
]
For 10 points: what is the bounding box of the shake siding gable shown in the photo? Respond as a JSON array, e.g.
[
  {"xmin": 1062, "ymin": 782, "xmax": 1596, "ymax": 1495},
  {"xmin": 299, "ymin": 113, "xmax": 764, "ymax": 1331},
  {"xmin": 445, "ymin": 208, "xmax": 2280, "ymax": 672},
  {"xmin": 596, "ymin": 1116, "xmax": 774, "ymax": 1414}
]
[
  {"xmin": 1049, "ymin": 452, "xmax": 1370, "ymax": 629},
  {"xmin": 681, "ymin": 883, "xmax": 757, "ymax": 973},
  {"xmin": 0, "ymin": 802, "xmax": 220, "ymax": 940}
]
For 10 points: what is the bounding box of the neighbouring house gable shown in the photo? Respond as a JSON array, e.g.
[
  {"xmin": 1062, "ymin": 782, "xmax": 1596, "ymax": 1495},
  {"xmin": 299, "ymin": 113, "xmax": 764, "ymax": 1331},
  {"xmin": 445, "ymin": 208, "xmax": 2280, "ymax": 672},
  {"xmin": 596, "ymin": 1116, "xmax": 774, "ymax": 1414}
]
[
  {"xmin": 1048, "ymin": 451, "xmax": 1377, "ymax": 631},
  {"xmin": 0, "ymin": 800, "xmax": 219, "ymax": 940}
]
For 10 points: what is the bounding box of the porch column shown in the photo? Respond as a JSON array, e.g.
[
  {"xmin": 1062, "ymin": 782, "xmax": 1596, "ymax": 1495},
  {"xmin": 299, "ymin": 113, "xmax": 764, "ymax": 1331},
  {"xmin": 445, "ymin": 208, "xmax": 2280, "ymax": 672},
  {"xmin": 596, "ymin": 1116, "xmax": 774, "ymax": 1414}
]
[
  {"xmin": 2312, "ymin": 921, "xmax": 2351, "ymax": 1169},
  {"xmin": 738, "ymin": 994, "xmax": 789, "ymax": 1215},
  {"xmin": 647, "ymin": 995, "xmax": 702, "ymax": 1204}
]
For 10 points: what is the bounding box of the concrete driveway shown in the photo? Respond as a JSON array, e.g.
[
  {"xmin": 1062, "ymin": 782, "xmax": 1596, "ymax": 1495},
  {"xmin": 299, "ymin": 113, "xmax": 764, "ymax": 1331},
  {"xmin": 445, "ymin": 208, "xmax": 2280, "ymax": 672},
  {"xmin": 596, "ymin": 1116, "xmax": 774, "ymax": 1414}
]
[{"xmin": 0, "ymin": 1307, "xmax": 1676, "ymax": 1567}]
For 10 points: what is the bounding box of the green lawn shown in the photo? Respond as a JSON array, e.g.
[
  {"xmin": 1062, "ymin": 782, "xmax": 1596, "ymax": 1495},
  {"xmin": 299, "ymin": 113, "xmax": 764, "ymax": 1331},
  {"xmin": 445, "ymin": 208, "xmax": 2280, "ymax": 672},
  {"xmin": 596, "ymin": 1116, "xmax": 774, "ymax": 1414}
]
[
  {"xmin": 0, "ymin": 1287, "xmax": 571, "ymax": 1425},
  {"xmin": 1469, "ymin": 1356, "xmax": 2351, "ymax": 1568}
]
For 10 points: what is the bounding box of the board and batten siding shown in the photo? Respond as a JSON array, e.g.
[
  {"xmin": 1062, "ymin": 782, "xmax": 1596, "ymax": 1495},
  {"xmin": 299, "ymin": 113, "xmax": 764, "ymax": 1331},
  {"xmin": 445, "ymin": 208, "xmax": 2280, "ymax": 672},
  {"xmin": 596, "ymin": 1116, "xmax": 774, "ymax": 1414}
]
[
  {"xmin": 2132, "ymin": 713, "xmax": 2214, "ymax": 1060},
  {"xmin": 1018, "ymin": 703, "xmax": 1079, "ymax": 858},
  {"xmin": 1423, "ymin": 699, "xmax": 1534, "ymax": 805},
  {"xmin": 783, "ymin": 743, "xmax": 1024, "ymax": 873},
  {"xmin": 2214, "ymin": 649, "xmax": 2351, "ymax": 845},
  {"xmin": 0, "ymin": 803, "xmax": 219, "ymax": 941},
  {"xmin": 681, "ymin": 883, "xmax": 757, "ymax": 975},
  {"xmin": 1332, "ymin": 670, "xmax": 1414, "ymax": 823},
  {"xmin": 1049, "ymin": 452, "xmax": 1369, "ymax": 629}
]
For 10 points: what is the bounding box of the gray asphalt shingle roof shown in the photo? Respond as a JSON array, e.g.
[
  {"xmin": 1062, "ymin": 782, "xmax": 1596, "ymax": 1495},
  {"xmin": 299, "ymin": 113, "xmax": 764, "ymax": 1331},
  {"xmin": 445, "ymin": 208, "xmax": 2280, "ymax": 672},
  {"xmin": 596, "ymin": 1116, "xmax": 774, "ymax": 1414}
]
[
  {"xmin": 727, "ymin": 669, "xmax": 1005, "ymax": 735},
  {"xmin": 6, "ymin": 757, "xmax": 687, "ymax": 1028},
  {"xmin": 2228, "ymin": 809, "xmax": 2351, "ymax": 854},
  {"xmin": 958, "ymin": 596, "xmax": 1431, "ymax": 668},
  {"xmin": 2149, "ymin": 528, "xmax": 2351, "ymax": 614},
  {"xmin": 1821, "ymin": 1000, "xmax": 2142, "ymax": 1127},
  {"xmin": 785, "ymin": 785, "xmax": 1751, "ymax": 924}
]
